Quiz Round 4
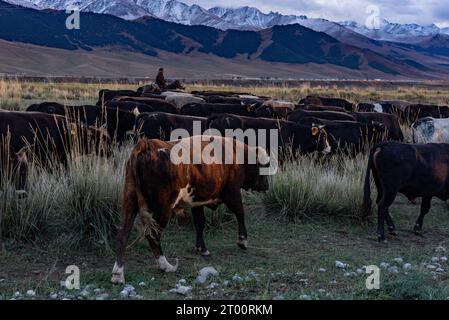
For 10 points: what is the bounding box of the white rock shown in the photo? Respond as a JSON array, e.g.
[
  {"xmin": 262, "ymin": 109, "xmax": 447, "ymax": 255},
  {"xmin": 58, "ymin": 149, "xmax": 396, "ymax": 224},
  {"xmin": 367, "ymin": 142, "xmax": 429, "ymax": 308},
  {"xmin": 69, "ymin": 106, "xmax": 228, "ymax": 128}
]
[
  {"xmin": 393, "ymin": 258, "xmax": 404, "ymax": 264},
  {"xmin": 223, "ymin": 280, "xmax": 230, "ymax": 286},
  {"xmin": 196, "ymin": 267, "xmax": 219, "ymax": 285},
  {"xmin": 436, "ymin": 268, "xmax": 445, "ymax": 273},
  {"xmin": 356, "ymin": 268, "xmax": 364, "ymax": 274},
  {"xmin": 169, "ymin": 284, "xmax": 192, "ymax": 296},
  {"xmin": 79, "ymin": 290, "xmax": 90, "ymax": 297},
  {"xmin": 300, "ymin": 294, "xmax": 311, "ymax": 300},
  {"xmin": 436, "ymin": 246, "xmax": 446, "ymax": 253},
  {"xmin": 318, "ymin": 268, "xmax": 327, "ymax": 273},
  {"xmin": 26, "ymin": 290, "xmax": 36, "ymax": 297},
  {"xmin": 178, "ymin": 279, "xmax": 187, "ymax": 285},
  {"xmin": 441, "ymin": 257, "xmax": 448, "ymax": 263},
  {"xmin": 49, "ymin": 293, "xmax": 58, "ymax": 299},
  {"xmin": 120, "ymin": 290, "xmax": 129, "ymax": 298},
  {"xmin": 96, "ymin": 293, "xmax": 109, "ymax": 300},
  {"xmin": 232, "ymin": 274, "xmax": 243, "ymax": 282},
  {"xmin": 138, "ymin": 282, "xmax": 146, "ymax": 287},
  {"xmin": 403, "ymin": 263, "xmax": 412, "ymax": 270},
  {"xmin": 124, "ymin": 284, "xmax": 135, "ymax": 292},
  {"xmin": 134, "ymin": 294, "xmax": 144, "ymax": 300},
  {"xmin": 387, "ymin": 266, "xmax": 399, "ymax": 273},
  {"xmin": 329, "ymin": 280, "xmax": 338, "ymax": 285},
  {"xmin": 93, "ymin": 288, "xmax": 102, "ymax": 294},
  {"xmin": 335, "ymin": 261, "xmax": 348, "ymax": 269},
  {"xmin": 344, "ymin": 272, "xmax": 356, "ymax": 277},
  {"xmin": 318, "ymin": 289, "xmax": 326, "ymax": 293},
  {"xmin": 206, "ymin": 282, "xmax": 219, "ymax": 290},
  {"xmin": 13, "ymin": 291, "xmax": 21, "ymax": 298},
  {"xmin": 380, "ymin": 262, "xmax": 390, "ymax": 269},
  {"xmin": 427, "ymin": 264, "xmax": 437, "ymax": 269},
  {"xmin": 432, "ymin": 257, "xmax": 440, "ymax": 263}
]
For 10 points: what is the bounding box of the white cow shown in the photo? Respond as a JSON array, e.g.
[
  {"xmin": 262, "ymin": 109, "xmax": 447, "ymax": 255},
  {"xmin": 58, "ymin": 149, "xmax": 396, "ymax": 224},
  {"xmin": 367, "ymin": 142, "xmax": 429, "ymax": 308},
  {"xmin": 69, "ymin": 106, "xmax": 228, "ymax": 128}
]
[
  {"xmin": 412, "ymin": 117, "xmax": 449, "ymax": 143},
  {"xmin": 165, "ymin": 95, "xmax": 205, "ymax": 110}
]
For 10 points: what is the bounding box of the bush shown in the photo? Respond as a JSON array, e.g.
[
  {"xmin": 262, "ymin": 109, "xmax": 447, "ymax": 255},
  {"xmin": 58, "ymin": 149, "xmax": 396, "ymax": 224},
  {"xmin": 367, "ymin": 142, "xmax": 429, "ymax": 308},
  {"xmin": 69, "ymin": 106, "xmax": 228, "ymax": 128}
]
[{"xmin": 262, "ymin": 154, "xmax": 368, "ymax": 221}]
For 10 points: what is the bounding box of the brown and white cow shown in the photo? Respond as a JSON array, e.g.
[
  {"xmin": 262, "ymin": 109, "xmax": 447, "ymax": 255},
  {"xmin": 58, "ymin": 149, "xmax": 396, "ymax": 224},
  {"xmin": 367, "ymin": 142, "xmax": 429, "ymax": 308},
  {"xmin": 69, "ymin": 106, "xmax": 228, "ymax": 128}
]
[{"xmin": 111, "ymin": 136, "xmax": 270, "ymax": 284}]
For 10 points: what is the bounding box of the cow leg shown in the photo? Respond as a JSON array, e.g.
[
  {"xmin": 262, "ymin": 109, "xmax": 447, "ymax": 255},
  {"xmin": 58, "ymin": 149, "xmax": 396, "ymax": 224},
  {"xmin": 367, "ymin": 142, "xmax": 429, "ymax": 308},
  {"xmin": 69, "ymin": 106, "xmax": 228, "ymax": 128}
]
[
  {"xmin": 145, "ymin": 208, "xmax": 178, "ymax": 273},
  {"xmin": 373, "ymin": 173, "xmax": 396, "ymax": 234},
  {"xmin": 223, "ymin": 189, "xmax": 248, "ymax": 250},
  {"xmin": 377, "ymin": 192, "xmax": 397, "ymax": 242},
  {"xmin": 414, "ymin": 196, "xmax": 432, "ymax": 234},
  {"xmin": 111, "ymin": 189, "xmax": 138, "ymax": 284},
  {"xmin": 192, "ymin": 206, "xmax": 210, "ymax": 256}
]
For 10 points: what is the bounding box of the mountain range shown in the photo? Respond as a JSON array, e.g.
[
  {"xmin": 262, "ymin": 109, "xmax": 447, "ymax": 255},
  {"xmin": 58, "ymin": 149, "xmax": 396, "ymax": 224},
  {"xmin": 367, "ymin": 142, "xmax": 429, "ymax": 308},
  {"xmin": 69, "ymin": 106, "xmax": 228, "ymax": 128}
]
[
  {"xmin": 7, "ymin": 0, "xmax": 449, "ymax": 43},
  {"xmin": 1, "ymin": 0, "xmax": 449, "ymax": 79}
]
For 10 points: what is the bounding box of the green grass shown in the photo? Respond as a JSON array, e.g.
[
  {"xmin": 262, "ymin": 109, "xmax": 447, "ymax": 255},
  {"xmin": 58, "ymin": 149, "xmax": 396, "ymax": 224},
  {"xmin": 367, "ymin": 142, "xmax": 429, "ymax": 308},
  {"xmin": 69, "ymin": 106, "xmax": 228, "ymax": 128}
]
[{"xmin": 2, "ymin": 81, "xmax": 449, "ymax": 300}]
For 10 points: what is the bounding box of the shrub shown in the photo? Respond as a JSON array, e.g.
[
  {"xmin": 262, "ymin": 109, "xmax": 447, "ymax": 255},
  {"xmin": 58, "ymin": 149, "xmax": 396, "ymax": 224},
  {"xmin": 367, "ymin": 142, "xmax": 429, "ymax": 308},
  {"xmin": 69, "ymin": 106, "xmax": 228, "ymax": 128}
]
[{"xmin": 262, "ymin": 154, "xmax": 368, "ymax": 221}]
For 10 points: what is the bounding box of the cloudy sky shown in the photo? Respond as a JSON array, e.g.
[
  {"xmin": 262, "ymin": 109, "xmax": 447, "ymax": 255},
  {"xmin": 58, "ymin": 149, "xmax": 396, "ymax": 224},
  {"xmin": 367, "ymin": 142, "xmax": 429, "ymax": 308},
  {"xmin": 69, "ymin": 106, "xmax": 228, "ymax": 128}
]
[{"xmin": 183, "ymin": 0, "xmax": 449, "ymax": 27}]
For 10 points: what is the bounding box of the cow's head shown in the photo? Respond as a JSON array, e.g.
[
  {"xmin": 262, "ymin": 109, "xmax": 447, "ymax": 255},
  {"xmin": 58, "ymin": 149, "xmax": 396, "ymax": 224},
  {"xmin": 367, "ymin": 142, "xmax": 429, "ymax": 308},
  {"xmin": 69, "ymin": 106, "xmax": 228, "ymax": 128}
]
[{"xmin": 284, "ymin": 124, "xmax": 331, "ymax": 155}]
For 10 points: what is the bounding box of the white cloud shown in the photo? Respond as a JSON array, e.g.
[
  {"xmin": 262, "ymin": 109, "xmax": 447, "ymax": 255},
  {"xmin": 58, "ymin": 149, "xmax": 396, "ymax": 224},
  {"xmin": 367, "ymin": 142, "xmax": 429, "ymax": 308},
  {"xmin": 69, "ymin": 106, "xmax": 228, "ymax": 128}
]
[{"xmin": 182, "ymin": 0, "xmax": 449, "ymax": 25}]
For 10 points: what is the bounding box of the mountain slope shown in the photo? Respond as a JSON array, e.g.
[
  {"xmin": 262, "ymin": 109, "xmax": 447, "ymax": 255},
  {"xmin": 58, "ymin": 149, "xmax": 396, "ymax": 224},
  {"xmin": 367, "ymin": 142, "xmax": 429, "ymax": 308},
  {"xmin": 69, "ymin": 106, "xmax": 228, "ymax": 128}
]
[{"xmin": 0, "ymin": 1, "xmax": 447, "ymax": 79}]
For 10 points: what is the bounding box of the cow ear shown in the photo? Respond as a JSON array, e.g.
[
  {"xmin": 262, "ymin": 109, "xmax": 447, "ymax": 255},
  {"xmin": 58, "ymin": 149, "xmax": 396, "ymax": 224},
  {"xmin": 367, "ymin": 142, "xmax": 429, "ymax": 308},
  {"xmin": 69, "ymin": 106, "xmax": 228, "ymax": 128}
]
[{"xmin": 311, "ymin": 126, "xmax": 319, "ymax": 136}]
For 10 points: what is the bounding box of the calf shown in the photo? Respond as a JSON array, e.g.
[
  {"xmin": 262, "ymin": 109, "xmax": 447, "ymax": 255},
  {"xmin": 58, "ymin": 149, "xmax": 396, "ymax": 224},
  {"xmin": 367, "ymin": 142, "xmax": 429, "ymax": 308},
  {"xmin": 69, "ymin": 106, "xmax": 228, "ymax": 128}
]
[
  {"xmin": 111, "ymin": 136, "xmax": 270, "ymax": 283},
  {"xmin": 412, "ymin": 117, "xmax": 449, "ymax": 143},
  {"xmin": 362, "ymin": 142, "xmax": 449, "ymax": 241}
]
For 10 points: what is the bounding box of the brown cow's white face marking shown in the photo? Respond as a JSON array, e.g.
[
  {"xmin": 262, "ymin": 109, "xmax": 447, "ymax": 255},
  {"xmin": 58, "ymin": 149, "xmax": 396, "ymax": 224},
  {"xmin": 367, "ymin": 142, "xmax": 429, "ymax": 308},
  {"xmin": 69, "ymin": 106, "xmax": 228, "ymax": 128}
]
[
  {"xmin": 111, "ymin": 262, "xmax": 125, "ymax": 284},
  {"xmin": 157, "ymin": 256, "xmax": 179, "ymax": 273}
]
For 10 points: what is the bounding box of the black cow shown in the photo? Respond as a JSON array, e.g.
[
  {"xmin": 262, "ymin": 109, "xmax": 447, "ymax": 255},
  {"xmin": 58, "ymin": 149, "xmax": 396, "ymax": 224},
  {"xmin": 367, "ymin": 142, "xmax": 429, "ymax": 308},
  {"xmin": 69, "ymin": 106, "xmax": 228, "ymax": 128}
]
[
  {"xmin": 0, "ymin": 111, "xmax": 108, "ymax": 166},
  {"xmin": 135, "ymin": 112, "xmax": 207, "ymax": 141},
  {"xmin": 103, "ymin": 107, "xmax": 137, "ymax": 143},
  {"xmin": 297, "ymin": 117, "xmax": 386, "ymax": 155},
  {"xmin": 112, "ymin": 97, "xmax": 178, "ymax": 114},
  {"xmin": 26, "ymin": 102, "xmax": 103, "ymax": 127},
  {"xmin": 296, "ymin": 104, "xmax": 347, "ymax": 113},
  {"xmin": 203, "ymin": 95, "xmax": 243, "ymax": 105},
  {"xmin": 287, "ymin": 109, "xmax": 356, "ymax": 123},
  {"xmin": 406, "ymin": 104, "xmax": 449, "ymax": 122},
  {"xmin": 351, "ymin": 112, "xmax": 404, "ymax": 141},
  {"xmin": 299, "ymin": 96, "xmax": 354, "ymax": 111},
  {"xmin": 207, "ymin": 114, "xmax": 331, "ymax": 155},
  {"xmin": 97, "ymin": 89, "xmax": 139, "ymax": 106},
  {"xmin": 362, "ymin": 142, "xmax": 449, "ymax": 241},
  {"xmin": 181, "ymin": 103, "xmax": 253, "ymax": 117}
]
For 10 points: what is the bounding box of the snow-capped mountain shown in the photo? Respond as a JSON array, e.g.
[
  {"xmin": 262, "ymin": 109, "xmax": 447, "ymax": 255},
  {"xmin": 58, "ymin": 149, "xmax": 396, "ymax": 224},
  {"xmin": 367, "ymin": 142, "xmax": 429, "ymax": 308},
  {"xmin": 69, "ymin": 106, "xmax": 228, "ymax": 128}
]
[
  {"xmin": 6, "ymin": 0, "xmax": 449, "ymax": 43},
  {"xmin": 340, "ymin": 19, "xmax": 446, "ymax": 43}
]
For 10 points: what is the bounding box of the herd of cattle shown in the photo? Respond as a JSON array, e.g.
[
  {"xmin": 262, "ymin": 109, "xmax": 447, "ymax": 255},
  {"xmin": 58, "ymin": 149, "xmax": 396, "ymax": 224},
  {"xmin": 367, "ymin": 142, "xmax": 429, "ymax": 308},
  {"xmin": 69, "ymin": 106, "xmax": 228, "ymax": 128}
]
[{"xmin": 2, "ymin": 84, "xmax": 449, "ymax": 282}]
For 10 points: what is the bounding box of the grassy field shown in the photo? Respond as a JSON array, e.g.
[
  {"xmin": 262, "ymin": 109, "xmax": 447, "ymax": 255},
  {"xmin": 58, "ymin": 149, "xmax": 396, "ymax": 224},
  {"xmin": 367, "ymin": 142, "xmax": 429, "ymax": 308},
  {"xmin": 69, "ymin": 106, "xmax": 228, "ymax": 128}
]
[{"xmin": 1, "ymin": 80, "xmax": 449, "ymax": 300}]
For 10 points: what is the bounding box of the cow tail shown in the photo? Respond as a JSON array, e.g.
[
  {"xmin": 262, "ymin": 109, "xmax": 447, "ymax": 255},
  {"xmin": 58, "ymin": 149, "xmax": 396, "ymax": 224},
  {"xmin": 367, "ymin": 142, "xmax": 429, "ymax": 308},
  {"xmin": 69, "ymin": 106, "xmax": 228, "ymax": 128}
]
[
  {"xmin": 133, "ymin": 141, "xmax": 160, "ymax": 241},
  {"xmin": 361, "ymin": 146, "xmax": 376, "ymax": 224}
]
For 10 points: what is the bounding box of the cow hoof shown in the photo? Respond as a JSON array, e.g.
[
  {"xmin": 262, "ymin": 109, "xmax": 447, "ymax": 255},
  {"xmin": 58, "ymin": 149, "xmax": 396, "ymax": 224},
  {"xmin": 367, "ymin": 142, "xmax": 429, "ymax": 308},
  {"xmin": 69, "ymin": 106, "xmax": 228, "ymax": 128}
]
[
  {"xmin": 388, "ymin": 229, "xmax": 398, "ymax": 236},
  {"xmin": 377, "ymin": 236, "xmax": 386, "ymax": 243},
  {"xmin": 414, "ymin": 230, "xmax": 424, "ymax": 237},
  {"xmin": 237, "ymin": 239, "xmax": 248, "ymax": 250},
  {"xmin": 196, "ymin": 247, "xmax": 211, "ymax": 257},
  {"xmin": 111, "ymin": 262, "xmax": 125, "ymax": 284},
  {"xmin": 111, "ymin": 274, "xmax": 125, "ymax": 284},
  {"xmin": 157, "ymin": 256, "xmax": 179, "ymax": 273}
]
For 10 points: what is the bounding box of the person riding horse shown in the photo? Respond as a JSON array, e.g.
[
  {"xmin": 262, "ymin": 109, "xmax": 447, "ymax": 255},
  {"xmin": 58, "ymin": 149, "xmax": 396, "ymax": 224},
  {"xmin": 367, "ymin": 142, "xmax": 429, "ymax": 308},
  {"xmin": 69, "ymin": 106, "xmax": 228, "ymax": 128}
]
[{"xmin": 155, "ymin": 68, "xmax": 185, "ymax": 91}]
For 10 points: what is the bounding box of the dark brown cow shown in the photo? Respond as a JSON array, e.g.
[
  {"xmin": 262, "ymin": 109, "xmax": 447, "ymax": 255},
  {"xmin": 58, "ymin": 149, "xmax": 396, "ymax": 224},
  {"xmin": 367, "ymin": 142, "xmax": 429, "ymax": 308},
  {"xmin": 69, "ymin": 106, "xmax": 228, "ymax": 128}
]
[
  {"xmin": 351, "ymin": 112, "xmax": 404, "ymax": 141},
  {"xmin": 296, "ymin": 104, "xmax": 347, "ymax": 113},
  {"xmin": 111, "ymin": 136, "xmax": 270, "ymax": 283},
  {"xmin": 135, "ymin": 112, "xmax": 207, "ymax": 141},
  {"xmin": 112, "ymin": 96, "xmax": 178, "ymax": 114},
  {"xmin": 97, "ymin": 89, "xmax": 139, "ymax": 106},
  {"xmin": 362, "ymin": 142, "xmax": 449, "ymax": 242},
  {"xmin": 287, "ymin": 109, "xmax": 356, "ymax": 123},
  {"xmin": 299, "ymin": 96, "xmax": 354, "ymax": 111}
]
